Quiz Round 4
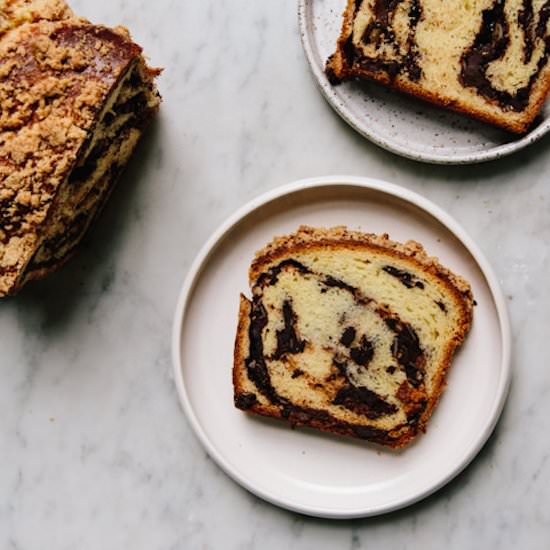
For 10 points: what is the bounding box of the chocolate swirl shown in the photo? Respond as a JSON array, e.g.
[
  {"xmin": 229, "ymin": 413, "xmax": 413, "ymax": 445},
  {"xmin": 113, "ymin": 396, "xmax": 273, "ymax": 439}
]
[
  {"xmin": 461, "ymin": 0, "xmax": 550, "ymax": 113},
  {"xmin": 352, "ymin": 0, "xmax": 424, "ymax": 81},
  {"xmin": 242, "ymin": 259, "xmax": 427, "ymax": 424}
]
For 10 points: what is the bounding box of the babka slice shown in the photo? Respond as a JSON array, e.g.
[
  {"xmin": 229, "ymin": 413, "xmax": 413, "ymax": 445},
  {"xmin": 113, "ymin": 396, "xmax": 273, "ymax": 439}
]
[
  {"xmin": 0, "ymin": 0, "xmax": 160, "ymax": 296},
  {"xmin": 325, "ymin": 0, "xmax": 550, "ymax": 133},
  {"xmin": 233, "ymin": 226, "xmax": 474, "ymax": 448}
]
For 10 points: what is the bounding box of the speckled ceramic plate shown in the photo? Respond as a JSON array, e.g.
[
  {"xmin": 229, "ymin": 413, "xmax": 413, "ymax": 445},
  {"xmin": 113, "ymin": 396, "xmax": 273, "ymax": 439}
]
[
  {"xmin": 172, "ymin": 176, "xmax": 511, "ymax": 518},
  {"xmin": 298, "ymin": 0, "xmax": 550, "ymax": 164}
]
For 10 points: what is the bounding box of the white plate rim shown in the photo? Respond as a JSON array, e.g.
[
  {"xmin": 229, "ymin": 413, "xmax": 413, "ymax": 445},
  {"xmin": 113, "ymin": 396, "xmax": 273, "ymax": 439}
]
[
  {"xmin": 171, "ymin": 175, "xmax": 512, "ymax": 518},
  {"xmin": 297, "ymin": 0, "xmax": 550, "ymax": 165}
]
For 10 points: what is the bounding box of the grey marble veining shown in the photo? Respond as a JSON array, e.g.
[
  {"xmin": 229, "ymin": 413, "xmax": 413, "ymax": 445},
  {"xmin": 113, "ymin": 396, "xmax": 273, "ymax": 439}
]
[{"xmin": 1, "ymin": 1, "xmax": 549, "ymax": 548}]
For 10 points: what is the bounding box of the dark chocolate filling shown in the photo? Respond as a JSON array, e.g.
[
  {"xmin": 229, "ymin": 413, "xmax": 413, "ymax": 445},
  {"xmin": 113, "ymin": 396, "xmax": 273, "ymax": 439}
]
[
  {"xmin": 69, "ymin": 138, "xmax": 111, "ymax": 184},
  {"xmin": 460, "ymin": 0, "xmax": 550, "ymax": 113},
  {"xmin": 255, "ymin": 259, "xmax": 311, "ymax": 288},
  {"xmin": 386, "ymin": 317, "xmax": 425, "ymax": 387},
  {"xmin": 245, "ymin": 297, "xmax": 286, "ymax": 405},
  {"xmin": 406, "ymin": 403, "xmax": 426, "ymax": 425},
  {"xmin": 536, "ymin": 2, "xmax": 550, "ymax": 38},
  {"xmin": 320, "ymin": 275, "xmax": 371, "ymax": 307},
  {"xmin": 405, "ymin": 0, "xmax": 423, "ymax": 81},
  {"xmin": 70, "ymin": 91, "xmax": 150, "ymax": 185},
  {"xmin": 234, "ymin": 392, "xmax": 257, "ymax": 410},
  {"xmin": 332, "ymin": 358, "xmax": 348, "ymax": 377},
  {"xmin": 322, "ymin": 275, "xmax": 358, "ymax": 294},
  {"xmin": 349, "ymin": 334, "xmax": 375, "ymax": 367},
  {"xmin": 519, "ymin": 0, "xmax": 535, "ymax": 63},
  {"xmin": 116, "ymin": 91, "xmax": 148, "ymax": 115},
  {"xmin": 355, "ymin": 0, "xmax": 423, "ymax": 81},
  {"xmin": 382, "ymin": 265, "xmax": 424, "ymax": 289},
  {"xmin": 272, "ymin": 300, "xmax": 306, "ymax": 359},
  {"xmin": 339, "ymin": 326, "xmax": 357, "ymax": 347},
  {"xmin": 333, "ymin": 385, "xmax": 398, "ymax": 419}
]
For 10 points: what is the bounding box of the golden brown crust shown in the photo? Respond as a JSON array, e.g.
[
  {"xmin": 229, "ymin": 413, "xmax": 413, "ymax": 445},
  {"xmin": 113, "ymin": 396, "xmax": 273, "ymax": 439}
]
[
  {"xmin": 234, "ymin": 226, "xmax": 474, "ymax": 448},
  {"xmin": 0, "ymin": 22, "xmax": 139, "ymax": 295},
  {"xmin": 329, "ymin": 59, "xmax": 544, "ymax": 134},
  {"xmin": 238, "ymin": 398, "xmax": 415, "ymax": 447},
  {"xmin": 325, "ymin": 0, "xmax": 550, "ymax": 134},
  {"xmin": 251, "ymin": 225, "xmax": 473, "ymax": 305},
  {"xmin": 324, "ymin": 0, "xmax": 355, "ymax": 85},
  {"xmin": 0, "ymin": 0, "xmax": 78, "ymax": 35},
  {"xmin": 233, "ymin": 294, "xmax": 252, "ymax": 399}
]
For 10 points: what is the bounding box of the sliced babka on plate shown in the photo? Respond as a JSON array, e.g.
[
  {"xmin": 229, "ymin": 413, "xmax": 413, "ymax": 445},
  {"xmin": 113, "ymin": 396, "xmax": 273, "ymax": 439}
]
[
  {"xmin": 325, "ymin": 0, "xmax": 550, "ymax": 133},
  {"xmin": 233, "ymin": 226, "xmax": 474, "ymax": 448}
]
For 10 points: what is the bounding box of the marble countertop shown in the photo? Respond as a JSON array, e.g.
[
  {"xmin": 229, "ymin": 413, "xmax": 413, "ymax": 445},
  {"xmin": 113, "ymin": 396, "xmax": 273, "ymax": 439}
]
[{"xmin": 1, "ymin": 0, "xmax": 549, "ymax": 548}]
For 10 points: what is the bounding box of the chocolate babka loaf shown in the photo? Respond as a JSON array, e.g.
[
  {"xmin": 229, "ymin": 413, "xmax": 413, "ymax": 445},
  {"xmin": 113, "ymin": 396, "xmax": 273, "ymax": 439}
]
[
  {"xmin": 233, "ymin": 226, "xmax": 474, "ymax": 448},
  {"xmin": 0, "ymin": 0, "xmax": 160, "ymax": 296},
  {"xmin": 326, "ymin": 0, "xmax": 550, "ymax": 133}
]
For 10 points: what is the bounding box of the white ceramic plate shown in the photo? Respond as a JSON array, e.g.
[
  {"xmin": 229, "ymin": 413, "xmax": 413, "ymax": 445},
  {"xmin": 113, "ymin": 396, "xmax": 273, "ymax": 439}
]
[
  {"xmin": 298, "ymin": 0, "xmax": 550, "ymax": 164},
  {"xmin": 172, "ymin": 176, "xmax": 511, "ymax": 518}
]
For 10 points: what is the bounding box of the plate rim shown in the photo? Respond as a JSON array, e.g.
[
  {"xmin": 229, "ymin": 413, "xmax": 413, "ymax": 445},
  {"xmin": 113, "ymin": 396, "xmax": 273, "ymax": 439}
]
[
  {"xmin": 297, "ymin": 0, "xmax": 550, "ymax": 165},
  {"xmin": 171, "ymin": 175, "xmax": 512, "ymax": 518}
]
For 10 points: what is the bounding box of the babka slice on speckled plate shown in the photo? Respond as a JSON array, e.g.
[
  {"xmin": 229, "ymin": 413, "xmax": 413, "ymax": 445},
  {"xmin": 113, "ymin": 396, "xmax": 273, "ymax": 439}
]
[
  {"xmin": 233, "ymin": 226, "xmax": 474, "ymax": 448},
  {"xmin": 326, "ymin": 0, "xmax": 550, "ymax": 133}
]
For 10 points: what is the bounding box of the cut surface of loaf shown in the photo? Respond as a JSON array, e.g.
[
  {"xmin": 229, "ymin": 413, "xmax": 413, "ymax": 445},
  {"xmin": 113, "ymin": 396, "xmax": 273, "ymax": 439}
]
[
  {"xmin": 0, "ymin": 0, "xmax": 161, "ymax": 296},
  {"xmin": 325, "ymin": 0, "xmax": 550, "ymax": 133},
  {"xmin": 233, "ymin": 226, "xmax": 474, "ymax": 448}
]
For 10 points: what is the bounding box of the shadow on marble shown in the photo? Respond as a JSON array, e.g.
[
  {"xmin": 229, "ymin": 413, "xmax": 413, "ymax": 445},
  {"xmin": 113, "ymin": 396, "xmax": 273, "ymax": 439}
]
[{"xmin": 2, "ymin": 118, "xmax": 163, "ymax": 338}]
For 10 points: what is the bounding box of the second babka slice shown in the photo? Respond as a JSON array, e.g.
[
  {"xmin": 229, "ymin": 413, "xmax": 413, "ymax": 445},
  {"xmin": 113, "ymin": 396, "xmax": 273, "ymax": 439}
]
[
  {"xmin": 233, "ymin": 226, "xmax": 474, "ymax": 448},
  {"xmin": 326, "ymin": 0, "xmax": 550, "ymax": 133}
]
